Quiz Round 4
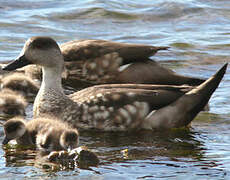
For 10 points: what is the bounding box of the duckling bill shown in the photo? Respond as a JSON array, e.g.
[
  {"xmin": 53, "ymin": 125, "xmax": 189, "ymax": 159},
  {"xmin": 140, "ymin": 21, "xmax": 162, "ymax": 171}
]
[{"xmin": 2, "ymin": 37, "xmax": 227, "ymax": 131}]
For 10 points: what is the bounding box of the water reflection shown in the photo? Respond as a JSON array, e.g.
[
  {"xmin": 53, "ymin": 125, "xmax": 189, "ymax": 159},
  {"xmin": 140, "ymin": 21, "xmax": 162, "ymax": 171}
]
[
  {"xmin": 3, "ymin": 128, "xmax": 208, "ymax": 173},
  {"xmin": 1, "ymin": 105, "xmax": 229, "ymax": 178},
  {"xmin": 1, "ymin": 129, "xmax": 194, "ymax": 161},
  {"xmin": 3, "ymin": 144, "xmax": 98, "ymax": 171}
]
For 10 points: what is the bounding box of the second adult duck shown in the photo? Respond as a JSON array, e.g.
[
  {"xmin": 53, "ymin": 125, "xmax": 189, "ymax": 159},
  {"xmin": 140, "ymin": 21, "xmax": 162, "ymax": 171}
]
[{"xmin": 22, "ymin": 39, "xmax": 205, "ymax": 89}]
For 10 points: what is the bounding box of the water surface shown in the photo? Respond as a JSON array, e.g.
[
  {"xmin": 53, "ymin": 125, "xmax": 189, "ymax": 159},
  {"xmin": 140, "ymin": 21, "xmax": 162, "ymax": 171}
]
[{"xmin": 0, "ymin": 0, "xmax": 230, "ymax": 179}]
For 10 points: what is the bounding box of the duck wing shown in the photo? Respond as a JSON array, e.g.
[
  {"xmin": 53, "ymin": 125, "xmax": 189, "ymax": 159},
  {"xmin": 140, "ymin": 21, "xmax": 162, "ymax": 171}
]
[
  {"xmin": 64, "ymin": 52, "xmax": 205, "ymax": 89},
  {"xmin": 69, "ymin": 84, "xmax": 192, "ymax": 131},
  {"xmin": 115, "ymin": 60, "xmax": 206, "ymax": 86},
  {"xmin": 61, "ymin": 39, "xmax": 168, "ymax": 64}
]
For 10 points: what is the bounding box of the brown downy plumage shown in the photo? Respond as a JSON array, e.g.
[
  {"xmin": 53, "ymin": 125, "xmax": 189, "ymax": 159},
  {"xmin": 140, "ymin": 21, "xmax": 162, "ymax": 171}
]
[
  {"xmin": 0, "ymin": 88, "xmax": 27, "ymax": 119},
  {"xmin": 0, "ymin": 72, "xmax": 39, "ymax": 101},
  {"xmin": 2, "ymin": 117, "xmax": 79, "ymax": 152}
]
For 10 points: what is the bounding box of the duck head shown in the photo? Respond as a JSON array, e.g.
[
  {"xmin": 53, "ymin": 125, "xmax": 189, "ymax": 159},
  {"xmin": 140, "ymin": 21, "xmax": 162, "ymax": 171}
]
[{"xmin": 3, "ymin": 37, "xmax": 64, "ymax": 71}]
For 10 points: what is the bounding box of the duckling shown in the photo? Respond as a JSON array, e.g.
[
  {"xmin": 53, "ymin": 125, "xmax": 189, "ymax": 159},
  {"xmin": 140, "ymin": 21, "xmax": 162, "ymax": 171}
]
[
  {"xmin": 2, "ymin": 117, "xmax": 79, "ymax": 152},
  {"xmin": 3, "ymin": 37, "xmax": 226, "ymax": 131},
  {"xmin": 0, "ymin": 72, "xmax": 39, "ymax": 101},
  {"xmin": 36, "ymin": 125, "xmax": 79, "ymax": 152},
  {"xmin": 21, "ymin": 64, "xmax": 42, "ymax": 82},
  {"xmin": 19, "ymin": 39, "xmax": 205, "ymax": 89},
  {"xmin": 0, "ymin": 88, "xmax": 27, "ymax": 119}
]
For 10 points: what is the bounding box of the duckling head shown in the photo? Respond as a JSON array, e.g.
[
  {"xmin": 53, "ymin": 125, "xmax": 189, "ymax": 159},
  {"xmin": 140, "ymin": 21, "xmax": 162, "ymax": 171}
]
[
  {"xmin": 3, "ymin": 36, "xmax": 64, "ymax": 71},
  {"xmin": 2, "ymin": 118, "xmax": 26, "ymax": 145},
  {"xmin": 60, "ymin": 129, "xmax": 79, "ymax": 151}
]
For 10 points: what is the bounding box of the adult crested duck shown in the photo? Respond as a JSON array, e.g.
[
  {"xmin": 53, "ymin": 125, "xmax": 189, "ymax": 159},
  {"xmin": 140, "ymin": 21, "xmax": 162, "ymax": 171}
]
[
  {"xmin": 2, "ymin": 117, "xmax": 79, "ymax": 151},
  {"xmin": 0, "ymin": 72, "xmax": 39, "ymax": 100},
  {"xmin": 0, "ymin": 88, "xmax": 27, "ymax": 119},
  {"xmin": 3, "ymin": 37, "xmax": 227, "ymax": 131},
  {"xmin": 20, "ymin": 39, "xmax": 205, "ymax": 89}
]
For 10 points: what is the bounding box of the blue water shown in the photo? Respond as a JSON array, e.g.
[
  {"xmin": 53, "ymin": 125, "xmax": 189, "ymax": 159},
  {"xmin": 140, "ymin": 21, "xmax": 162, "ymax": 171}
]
[{"xmin": 0, "ymin": 0, "xmax": 230, "ymax": 179}]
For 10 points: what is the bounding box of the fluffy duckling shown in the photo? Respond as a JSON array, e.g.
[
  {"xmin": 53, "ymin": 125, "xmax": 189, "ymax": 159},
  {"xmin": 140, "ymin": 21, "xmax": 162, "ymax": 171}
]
[
  {"xmin": 3, "ymin": 37, "xmax": 227, "ymax": 131},
  {"xmin": 0, "ymin": 72, "xmax": 39, "ymax": 101},
  {"xmin": 2, "ymin": 117, "xmax": 79, "ymax": 152},
  {"xmin": 0, "ymin": 88, "xmax": 27, "ymax": 119},
  {"xmin": 36, "ymin": 126, "xmax": 79, "ymax": 152},
  {"xmin": 21, "ymin": 64, "xmax": 42, "ymax": 81}
]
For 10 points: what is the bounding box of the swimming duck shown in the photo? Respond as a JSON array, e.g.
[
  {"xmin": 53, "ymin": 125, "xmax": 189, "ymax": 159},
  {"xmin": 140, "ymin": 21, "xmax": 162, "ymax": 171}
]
[
  {"xmin": 0, "ymin": 72, "xmax": 39, "ymax": 101},
  {"xmin": 3, "ymin": 37, "xmax": 227, "ymax": 131},
  {"xmin": 2, "ymin": 117, "xmax": 79, "ymax": 151},
  {"xmin": 20, "ymin": 39, "xmax": 205, "ymax": 89},
  {"xmin": 0, "ymin": 88, "xmax": 27, "ymax": 119}
]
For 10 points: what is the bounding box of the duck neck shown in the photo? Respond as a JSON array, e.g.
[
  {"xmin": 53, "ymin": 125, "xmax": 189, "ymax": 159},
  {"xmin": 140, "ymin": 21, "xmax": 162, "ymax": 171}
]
[
  {"xmin": 41, "ymin": 66, "xmax": 64, "ymax": 94},
  {"xmin": 34, "ymin": 65, "xmax": 66, "ymax": 117}
]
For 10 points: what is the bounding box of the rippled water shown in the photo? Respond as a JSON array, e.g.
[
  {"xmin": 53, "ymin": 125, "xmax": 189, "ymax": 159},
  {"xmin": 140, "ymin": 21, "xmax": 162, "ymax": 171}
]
[{"xmin": 0, "ymin": 0, "xmax": 230, "ymax": 179}]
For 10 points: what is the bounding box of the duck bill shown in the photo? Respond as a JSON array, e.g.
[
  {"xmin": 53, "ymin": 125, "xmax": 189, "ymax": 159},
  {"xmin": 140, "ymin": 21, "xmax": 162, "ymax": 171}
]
[
  {"xmin": 3, "ymin": 55, "xmax": 31, "ymax": 71},
  {"xmin": 2, "ymin": 137, "xmax": 9, "ymax": 145}
]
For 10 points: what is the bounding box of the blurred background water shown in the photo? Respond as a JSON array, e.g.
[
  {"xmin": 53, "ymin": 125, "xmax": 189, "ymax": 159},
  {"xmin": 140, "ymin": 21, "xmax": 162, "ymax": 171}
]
[{"xmin": 0, "ymin": 0, "xmax": 230, "ymax": 179}]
